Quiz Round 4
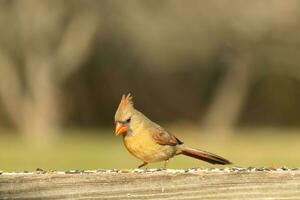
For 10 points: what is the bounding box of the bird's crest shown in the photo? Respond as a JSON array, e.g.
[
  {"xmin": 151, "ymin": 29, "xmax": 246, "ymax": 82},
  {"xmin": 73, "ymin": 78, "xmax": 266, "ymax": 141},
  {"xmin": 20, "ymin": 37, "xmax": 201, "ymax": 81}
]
[{"xmin": 119, "ymin": 93, "xmax": 133, "ymax": 109}]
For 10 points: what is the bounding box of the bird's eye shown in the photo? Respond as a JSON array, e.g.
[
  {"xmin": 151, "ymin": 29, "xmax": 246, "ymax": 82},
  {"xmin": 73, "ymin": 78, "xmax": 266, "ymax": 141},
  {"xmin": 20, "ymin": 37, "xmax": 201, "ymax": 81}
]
[{"xmin": 126, "ymin": 118, "xmax": 131, "ymax": 123}]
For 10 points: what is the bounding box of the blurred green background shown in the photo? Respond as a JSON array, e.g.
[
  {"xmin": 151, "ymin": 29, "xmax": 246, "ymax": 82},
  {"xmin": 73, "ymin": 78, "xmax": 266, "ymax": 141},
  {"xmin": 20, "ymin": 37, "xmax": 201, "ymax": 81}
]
[{"xmin": 0, "ymin": 1, "xmax": 300, "ymax": 171}]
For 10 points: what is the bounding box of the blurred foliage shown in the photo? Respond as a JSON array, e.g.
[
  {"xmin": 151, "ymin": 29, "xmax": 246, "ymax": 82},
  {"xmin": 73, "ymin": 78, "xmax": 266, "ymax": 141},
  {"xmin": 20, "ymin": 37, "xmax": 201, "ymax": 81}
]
[
  {"xmin": 0, "ymin": 1, "xmax": 299, "ymax": 171},
  {"xmin": 0, "ymin": 0, "xmax": 300, "ymax": 135}
]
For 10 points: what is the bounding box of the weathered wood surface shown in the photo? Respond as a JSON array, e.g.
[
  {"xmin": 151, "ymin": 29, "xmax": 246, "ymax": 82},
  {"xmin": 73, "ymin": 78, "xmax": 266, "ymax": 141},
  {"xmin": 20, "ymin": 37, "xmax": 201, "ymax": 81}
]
[{"xmin": 0, "ymin": 168, "xmax": 300, "ymax": 200}]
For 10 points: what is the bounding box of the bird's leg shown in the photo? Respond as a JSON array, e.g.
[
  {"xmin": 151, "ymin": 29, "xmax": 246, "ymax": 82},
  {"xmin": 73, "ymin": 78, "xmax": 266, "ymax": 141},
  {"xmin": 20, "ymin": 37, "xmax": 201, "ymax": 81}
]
[
  {"xmin": 164, "ymin": 159, "xmax": 169, "ymax": 169},
  {"xmin": 138, "ymin": 162, "xmax": 148, "ymax": 168}
]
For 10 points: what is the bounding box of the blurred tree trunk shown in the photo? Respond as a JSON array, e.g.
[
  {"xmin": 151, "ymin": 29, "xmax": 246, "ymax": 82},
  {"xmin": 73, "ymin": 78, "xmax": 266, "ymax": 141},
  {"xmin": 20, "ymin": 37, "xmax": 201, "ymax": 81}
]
[
  {"xmin": 201, "ymin": 53, "xmax": 253, "ymax": 132},
  {"xmin": 0, "ymin": 1, "xmax": 99, "ymax": 140}
]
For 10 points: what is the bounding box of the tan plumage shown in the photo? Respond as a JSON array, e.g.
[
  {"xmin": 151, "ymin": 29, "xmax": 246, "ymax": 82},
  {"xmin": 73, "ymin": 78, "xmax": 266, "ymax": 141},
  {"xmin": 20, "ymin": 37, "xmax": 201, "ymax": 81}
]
[{"xmin": 114, "ymin": 94, "xmax": 231, "ymax": 168}]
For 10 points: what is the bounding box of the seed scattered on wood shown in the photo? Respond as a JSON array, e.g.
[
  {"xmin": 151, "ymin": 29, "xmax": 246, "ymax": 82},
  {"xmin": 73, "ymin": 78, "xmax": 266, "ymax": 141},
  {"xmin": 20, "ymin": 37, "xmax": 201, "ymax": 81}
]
[{"xmin": 0, "ymin": 167, "xmax": 299, "ymax": 175}]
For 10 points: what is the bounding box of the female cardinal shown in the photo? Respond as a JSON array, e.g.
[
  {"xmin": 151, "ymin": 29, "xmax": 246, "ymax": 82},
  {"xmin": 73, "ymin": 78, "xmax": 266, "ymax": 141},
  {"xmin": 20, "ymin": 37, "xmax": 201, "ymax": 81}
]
[{"xmin": 114, "ymin": 94, "xmax": 231, "ymax": 168}]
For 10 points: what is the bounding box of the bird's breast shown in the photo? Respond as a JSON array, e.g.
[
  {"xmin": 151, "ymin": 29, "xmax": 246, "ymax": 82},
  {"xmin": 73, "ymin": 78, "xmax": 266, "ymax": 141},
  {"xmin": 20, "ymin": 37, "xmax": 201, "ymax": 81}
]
[{"xmin": 123, "ymin": 131, "xmax": 176, "ymax": 163}]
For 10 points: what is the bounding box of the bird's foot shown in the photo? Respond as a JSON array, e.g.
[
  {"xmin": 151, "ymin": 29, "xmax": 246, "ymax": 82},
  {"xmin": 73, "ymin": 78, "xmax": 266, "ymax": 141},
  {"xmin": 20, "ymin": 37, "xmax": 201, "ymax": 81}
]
[
  {"xmin": 164, "ymin": 159, "xmax": 169, "ymax": 169},
  {"xmin": 138, "ymin": 162, "xmax": 148, "ymax": 168}
]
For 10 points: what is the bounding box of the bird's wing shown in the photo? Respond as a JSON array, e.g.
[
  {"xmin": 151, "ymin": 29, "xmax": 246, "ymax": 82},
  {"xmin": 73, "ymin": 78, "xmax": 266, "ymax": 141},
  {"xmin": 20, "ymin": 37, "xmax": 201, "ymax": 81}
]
[{"xmin": 151, "ymin": 127, "xmax": 183, "ymax": 146}]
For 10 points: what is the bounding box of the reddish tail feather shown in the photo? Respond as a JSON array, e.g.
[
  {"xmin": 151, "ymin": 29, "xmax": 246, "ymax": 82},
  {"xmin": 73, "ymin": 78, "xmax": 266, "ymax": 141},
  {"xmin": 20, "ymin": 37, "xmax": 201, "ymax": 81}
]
[{"xmin": 180, "ymin": 147, "xmax": 232, "ymax": 165}]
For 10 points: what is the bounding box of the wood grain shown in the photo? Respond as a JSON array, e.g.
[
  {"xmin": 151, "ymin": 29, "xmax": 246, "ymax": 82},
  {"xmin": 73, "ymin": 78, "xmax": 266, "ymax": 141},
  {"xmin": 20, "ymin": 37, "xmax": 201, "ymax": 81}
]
[{"xmin": 0, "ymin": 169, "xmax": 300, "ymax": 200}]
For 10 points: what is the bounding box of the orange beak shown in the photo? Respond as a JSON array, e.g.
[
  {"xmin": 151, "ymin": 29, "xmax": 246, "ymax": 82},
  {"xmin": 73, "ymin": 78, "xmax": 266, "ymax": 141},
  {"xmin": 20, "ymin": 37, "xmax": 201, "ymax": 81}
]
[{"xmin": 115, "ymin": 122, "xmax": 128, "ymax": 136}]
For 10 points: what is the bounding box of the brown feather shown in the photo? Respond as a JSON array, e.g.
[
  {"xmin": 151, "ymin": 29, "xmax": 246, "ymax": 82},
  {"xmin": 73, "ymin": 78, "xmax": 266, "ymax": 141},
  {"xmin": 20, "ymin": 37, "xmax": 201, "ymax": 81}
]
[
  {"xmin": 180, "ymin": 147, "xmax": 231, "ymax": 165},
  {"xmin": 152, "ymin": 131, "xmax": 179, "ymax": 146}
]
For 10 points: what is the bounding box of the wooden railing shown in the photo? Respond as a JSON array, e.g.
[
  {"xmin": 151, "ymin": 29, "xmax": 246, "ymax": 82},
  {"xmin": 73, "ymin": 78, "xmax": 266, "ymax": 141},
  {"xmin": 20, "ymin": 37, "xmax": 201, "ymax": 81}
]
[{"xmin": 0, "ymin": 167, "xmax": 299, "ymax": 199}]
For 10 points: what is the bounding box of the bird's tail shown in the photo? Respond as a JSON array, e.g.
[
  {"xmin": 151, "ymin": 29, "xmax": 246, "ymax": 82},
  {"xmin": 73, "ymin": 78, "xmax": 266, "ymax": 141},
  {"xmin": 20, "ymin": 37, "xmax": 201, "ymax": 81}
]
[{"xmin": 179, "ymin": 146, "xmax": 232, "ymax": 165}]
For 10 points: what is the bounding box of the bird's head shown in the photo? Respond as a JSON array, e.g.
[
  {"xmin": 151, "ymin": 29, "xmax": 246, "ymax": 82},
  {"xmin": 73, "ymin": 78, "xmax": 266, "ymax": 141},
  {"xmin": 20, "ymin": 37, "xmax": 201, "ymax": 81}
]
[{"xmin": 114, "ymin": 94, "xmax": 135, "ymax": 136}]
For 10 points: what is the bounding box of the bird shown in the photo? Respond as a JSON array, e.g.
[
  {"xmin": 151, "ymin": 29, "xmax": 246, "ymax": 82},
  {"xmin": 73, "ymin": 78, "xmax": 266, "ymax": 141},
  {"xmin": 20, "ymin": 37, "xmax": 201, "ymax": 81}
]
[{"xmin": 114, "ymin": 94, "xmax": 231, "ymax": 168}]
